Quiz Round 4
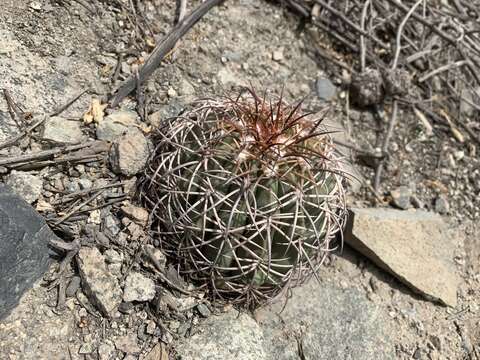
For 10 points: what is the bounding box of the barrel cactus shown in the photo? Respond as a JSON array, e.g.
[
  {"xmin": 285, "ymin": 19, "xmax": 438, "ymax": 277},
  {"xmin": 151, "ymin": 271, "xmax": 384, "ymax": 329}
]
[{"xmin": 140, "ymin": 88, "xmax": 347, "ymax": 308}]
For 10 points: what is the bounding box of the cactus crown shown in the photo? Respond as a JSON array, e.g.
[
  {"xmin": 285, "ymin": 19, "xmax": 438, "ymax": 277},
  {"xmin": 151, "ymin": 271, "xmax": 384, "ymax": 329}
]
[{"xmin": 141, "ymin": 88, "xmax": 347, "ymax": 309}]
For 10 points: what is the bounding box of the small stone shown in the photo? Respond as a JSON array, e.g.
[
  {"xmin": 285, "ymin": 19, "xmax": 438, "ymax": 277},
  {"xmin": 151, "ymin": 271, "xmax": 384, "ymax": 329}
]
[
  {"xmin": 272, "ymin": 49, "xmax": 284, "ymax": 61},
  {"xmin": 42, "ymin": 116, "xmax": 85, "ymax": 145},
  {"xmin": 78, "ymin": 178, "xmax": 92, "ymax": 190},
  {"xmin": 460, "ymin": 87, "xmax": 480, "ymax": 117},
  {"xmin": 410, "ymin": 195, "xmax": 424, "ymax": 209},
  {"xmin": 315, "ymin": 78, "xmax": 336, "ymax": 101},
  {"xmin": 145, "ymin": 320, "xmax": 156, "ymax": 335},
  {"xmin": 121, "ymin": 62, "xmax": 131, "ymax": 75},
  {"xmin": 29, "ymin": 1, "xmax": 42, "ymax": 10},
  {"xmin": 178, "ymin": 78, "xmax": 196, "ymax": 97},
  {"xmin": 118, "ymin": 301, "xmax": 134, "ymax": 314},
  {"xmin": 196, "ymin": 303, "xmax": 211, "ymax": 318},
  {"xmin": 78, "ymin": 343, "xmax": 96, "ymax": 355},
  {"xmin": 114, "ymin": 334, "xmax": 141, "ymax": 355},
  {"xmin": 429, "ymin": 334, "xmax": 442, "ymax": 351},
  {"xmin": 96, "ymin": 110, "xmax": 138, "ymax": 141},
  {"xmin": 104, "ymin": 249, "xmax": 124, "ymax": 264},
  {"xmin": 76, "ymin": 247, "xmax": 122, "ymax": 317},
  {"xmin": 109, "ymin": 129, "xmax": 150, "ymax": 177},
  {"xmin": 98, "ymin": 341, "xmax": 116, "ymax": 360},
  {"xmin": 65, "ymin": 276, "xmax": 82, "ymax": 297},
  {"xmin": 5, "ymin": 170, "xmax": 43, "ymax": 204},
  {"xmin": 167, "ymin": 87, "xmax": 178, "ymax": 98},
  {"xmin": 88, "ymin": 209, "xmax": 101, "ymax": 225},
  {"xmin": 434, "ymin": 196, "xmax": 449, "ymax": 214},
  {"xmin": 103, "ymin": 213, "xmax": 121, "ymax": 238},
  {"xmin": 123, "ymin": 271, "xmax": 156, "ymax": 302},
  {"xmin": 143, "ymin": 245, "xmax": 167, "ymax": 272},
  {"xmin": 390, "ymin": 186, "xmax": 412, "ymax": 210},
  {"xmin": 121, "ymin": 203, "xmax": 149, "ymax": 226}
]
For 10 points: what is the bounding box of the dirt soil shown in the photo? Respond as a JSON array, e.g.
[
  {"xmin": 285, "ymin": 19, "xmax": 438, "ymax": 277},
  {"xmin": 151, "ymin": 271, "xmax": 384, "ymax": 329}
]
[{"xmin": 0, "ymin": 0, "xmax": 479, "ymax": 359}]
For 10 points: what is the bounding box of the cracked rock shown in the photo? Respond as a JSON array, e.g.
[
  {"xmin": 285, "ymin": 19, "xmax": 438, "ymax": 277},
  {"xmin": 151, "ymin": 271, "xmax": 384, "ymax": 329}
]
[{"xmin": 96, "ymin": 110, "xmax": 138, "ymax": 141}]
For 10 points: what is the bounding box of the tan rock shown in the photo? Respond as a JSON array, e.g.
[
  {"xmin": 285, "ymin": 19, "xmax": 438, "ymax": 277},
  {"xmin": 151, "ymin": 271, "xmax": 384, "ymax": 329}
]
[{"xmin": 345, "ymin": 208, "xmax": 460, "ymax": 306}]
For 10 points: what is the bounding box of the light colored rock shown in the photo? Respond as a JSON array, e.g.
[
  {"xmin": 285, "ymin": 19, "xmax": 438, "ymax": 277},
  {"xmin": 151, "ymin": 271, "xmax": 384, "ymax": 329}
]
[
  {"xmin": 178, "ymin": 78, "xmax": 196, "ymax": 97},
  {"xmin": 316, "ymin": 78, "xmax": 336, "ymax": 101},
  {"xmin": 42, "ymin": 116, "xmax": 85, "ymax": 145},
  {"xmin": 96, "ymin": 110, "xmax": 138, "ymax": 141},
  {"xmin": 98, "ymin": 341, "xmax": 116, "ymax": 360},
  {"xmin": 76, "ymin": 247, "xmax": 122, "ymax": 316},
  {"xmin": 5, "ymin": 170, "xmax": 43, "ymax": 204},
  {"xmin": 272, "ymin": 49, "xmax": 284, "ymax": 61},
  {"xmin": 176, "ymin": 310, "xmax": 268, "ymax": 360},
  {"xmin": 177, "ymin": 282, "xmax": 393, "ymax": 360},
  {"xmin": 345, "ymin": 208, "xmax": 460, "ymax": 306},
  {"xmin": 109, "ymin": 129, "xmax": 150, "ymax": 176},
  {"xmin": 217, "ymin": 67, "xmax": 242, "ymax": 86},
  {"xmin": 121, "ymin": 203, "xmax": 149, "ymax": 226},
  {"xmin": 123, "ymin": 272, "xmax": 156, "ymax": 302}
]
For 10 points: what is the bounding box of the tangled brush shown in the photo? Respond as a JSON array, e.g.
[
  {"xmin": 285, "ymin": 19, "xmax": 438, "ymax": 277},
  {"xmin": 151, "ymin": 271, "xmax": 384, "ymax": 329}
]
[{"xmin": 140, "ymin": 88, "xmax": 347, "ymax": 308}]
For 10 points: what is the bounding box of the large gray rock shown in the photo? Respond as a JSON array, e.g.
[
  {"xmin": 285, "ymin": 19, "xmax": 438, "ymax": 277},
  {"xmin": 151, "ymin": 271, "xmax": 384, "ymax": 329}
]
[
  {"xmin": 345, "ymin": 208, "xmax": 460, "ymax": 306},
  {"xmin": 0, "ymin": 184, "xmax": 54, "ymax": 319},
  {"xmin": 176, "ymin": 282, "xmax": 393, "ymax": 360}
]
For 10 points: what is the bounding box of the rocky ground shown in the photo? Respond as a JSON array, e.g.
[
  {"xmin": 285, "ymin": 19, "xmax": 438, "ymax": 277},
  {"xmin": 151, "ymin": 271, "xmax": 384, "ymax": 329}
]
[{"xmin": 0, "ymin": 0, "xmax": 479, "ymax": 359}]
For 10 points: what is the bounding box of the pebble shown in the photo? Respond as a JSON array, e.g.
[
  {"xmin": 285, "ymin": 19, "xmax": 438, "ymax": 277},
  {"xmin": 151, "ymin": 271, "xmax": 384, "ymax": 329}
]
[
  {"xmin": 123, "ymin": 272, "xmax": 156, "ymax": 302},
  {"xmin": 104, "ymin": 249, "xmax": 124, "ymax": 264},
  {"xmin": 167, "ymin": 87, "xmax": 178, "ymax": 98},
  {"xmin": 5, "ymin": 170, "xmax": 43, "ymax": 204},
  {"xmin": 121, "ymin": 203, "xmax": 149, "ymax": 226},
  {"xmin": 65, "ymin": 276, "xmax": 81, "ymax": 297},
  {"xmin": 114, "ymin": 333, "xmax": 141, "ymax": 355},
  {"xmin": 315, "ymin": 78, "xmax": 336, "ymax": 101},
  {"xmin": 389, "ymin": 186, "xmax": 412, "ymax": 210},
  {"xmin": 434, "ymin": 196, "xmax": 450, "ymax": 214},
  {"xmin": 272, "ymin": 49, "xmax": 284, "ymax": 61},
  {"xmin": 109, "ymin": 129, "xmax": 150, "ymax": 177},
  {"xmin": 42, "ymin": 116, "xmax": 85, "ymax": 145},
  {"xmin": 197, "ymin": 303, "xmax": 211, "ymax": 318},
  {"xmin": 97, "ymin": 341, "xmax": 116, "ymax": 360}
]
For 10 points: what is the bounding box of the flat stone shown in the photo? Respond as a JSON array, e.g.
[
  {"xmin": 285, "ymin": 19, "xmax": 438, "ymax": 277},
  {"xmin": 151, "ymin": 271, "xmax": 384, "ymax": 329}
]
[
  {"xmin": 316, "ymin": 78, "xmax": 337, "ymax": 101},
  {"xmin": 76, "ymin": 247, "xmax": 122, "ymax": 317},
  {"xmin": 96, "ymin": 110, "xmax": 138, "ymax": 141},
  {"xmin": 5, "ymin": 170, "xmax": 43, "ymax": 204},
  {"xmin": 42, "ymin": 116, "xmax": 85, "ymax": 145},
  {"xmin": 257, "ymin": 281, "xmax": 393, "ymax": 360},
  {"xmin": 123, "ymin": 272, "xmax": 156, "ymax": 302},
  {"xmin": 176, "ymin": 310, "xmax": 268, "ymax": 360},
  {"xmin": 0, "ymin": 184, "xmax": 55, "ymax": 319},
  {"xmin": 345, "ymin": 208, "xmax": 460, "ymax": 306},
  {"xmin": 109, "ymin": 129, "xmax": 150, "ymax": 177}
]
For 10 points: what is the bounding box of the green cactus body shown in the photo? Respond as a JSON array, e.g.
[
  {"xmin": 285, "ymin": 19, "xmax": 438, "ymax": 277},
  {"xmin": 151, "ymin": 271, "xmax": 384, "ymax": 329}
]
[{"xmin": 142, "ymin": 90, "xmax": 347, "ymax": 307}]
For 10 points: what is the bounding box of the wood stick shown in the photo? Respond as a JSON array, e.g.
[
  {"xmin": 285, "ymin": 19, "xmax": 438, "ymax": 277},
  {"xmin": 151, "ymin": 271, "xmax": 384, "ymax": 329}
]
[{"xmin": 111, "ymin": 0, "xmax": 225, "ymax": 107}]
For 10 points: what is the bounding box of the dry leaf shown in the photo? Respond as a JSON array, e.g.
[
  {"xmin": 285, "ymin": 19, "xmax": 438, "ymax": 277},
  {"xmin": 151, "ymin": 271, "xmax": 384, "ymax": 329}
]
[
  {"xmin": 83, "ymin": 98, "xmax": 107, "ymax": 124},
  {"xmin": 424, "ymin": 179, "xmax": 448, "ymax": 194}
]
